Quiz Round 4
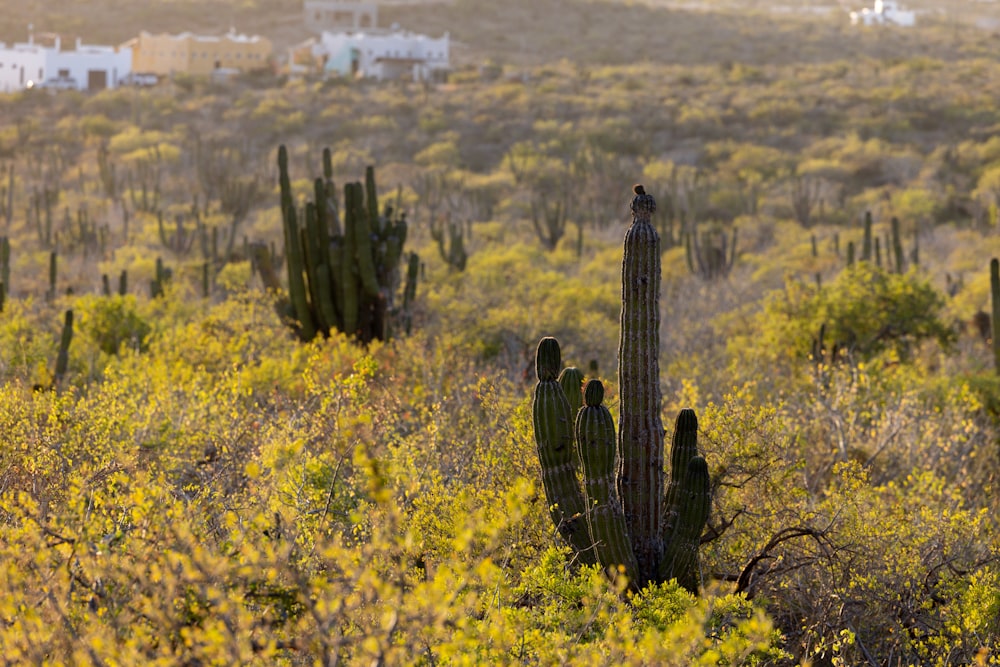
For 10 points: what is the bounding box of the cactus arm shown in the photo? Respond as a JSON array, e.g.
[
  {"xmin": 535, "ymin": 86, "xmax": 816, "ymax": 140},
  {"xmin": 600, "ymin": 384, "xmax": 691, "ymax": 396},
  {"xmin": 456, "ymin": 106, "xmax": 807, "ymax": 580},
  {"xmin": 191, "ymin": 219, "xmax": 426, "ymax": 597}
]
[
  {"xmin": 532, "ymin": 337, "xmax": 597, "ymax": 565},
  {"xmin": 576, "ymin": 380, "xmax": 640, "ymax": 588},
  {"xmin": 617, "ymin": 185, "xmax": 664, "ymax": 587},
  {"xmin": 278, "ymin": 145, "xmax": 317, "ymax": 340},
  {"xmin": 659, "ymin": 408, "xmax": 711, "ymax": 593},
  {"xmin": 991, "ymin": 258, "xmax": 1000, "ymax": 376},
  {"xmin": 348, "ymin": 181, "xmax": 381, "ymax": 299},
  {"xmin": 659, "ymin": 455, "xmax": 710, "ymax": 593},
  {"xmin": 340, "ymin": 183, "xmax": 361, "ymax": 336},
  {"xmin": 54, "ymin": 309, "xmax": 73, "ymax": 384},
  {"xmin": 402, "ymin": 252, "xmax": 419, "ymax": 336}
]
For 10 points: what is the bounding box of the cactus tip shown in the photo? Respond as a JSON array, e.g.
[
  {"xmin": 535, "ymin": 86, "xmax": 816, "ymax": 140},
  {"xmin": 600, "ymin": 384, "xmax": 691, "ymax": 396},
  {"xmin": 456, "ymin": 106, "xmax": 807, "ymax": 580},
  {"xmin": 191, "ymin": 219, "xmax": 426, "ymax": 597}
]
[
  {"xmin": 630, "ymin": 184, "xmax": 656, "ymax": 219},
  {"xmin": 583, "ymin": 379, "xmax": 605, "ymax": 407},
  {"xmin": 535, "ymin": 337, "xmax": 562, "ymax": 382}
]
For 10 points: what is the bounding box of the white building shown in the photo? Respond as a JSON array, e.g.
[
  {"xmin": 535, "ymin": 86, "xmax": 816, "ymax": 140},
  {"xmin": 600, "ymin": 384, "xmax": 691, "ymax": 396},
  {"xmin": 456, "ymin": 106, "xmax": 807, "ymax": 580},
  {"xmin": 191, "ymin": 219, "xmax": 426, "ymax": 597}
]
[
  {"xmin": 313, "ymin": 27, "xmax": 450, "ymax": 82},
  {"xmin": 850, "ymin": 0, "xmax": 916, "ymax": 26},
  {"xmin": 0, "ymin": 34, "xmax": 132, "ymax": 93},
  {"xmin": 304, "ymin": 1, "xmax": 378, "ymax": 33}
]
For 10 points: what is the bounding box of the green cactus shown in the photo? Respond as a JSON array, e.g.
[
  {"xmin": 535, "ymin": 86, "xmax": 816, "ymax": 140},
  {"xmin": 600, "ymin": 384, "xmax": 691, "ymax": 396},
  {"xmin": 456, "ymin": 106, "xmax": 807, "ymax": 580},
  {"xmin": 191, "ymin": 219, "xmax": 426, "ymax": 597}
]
[
  {"xmin": 532, "ymin": 337, "xmax": 598, "ymax": 566},
  {"xmin": 558, "ymin": 366, "xmax": 585, "ymax": 421},
  {"xmin": 862, "ymin": 210, "xmax": 873, "ymax": 262},
  {"xmin": 685, "ymin": 223, "xmax": 737, "ymax": 280},
  {"xmin": 430, "ymin": 216, "xmax": 468, "ymax": 272},
  {"xmin": 531, "ymin": 185, "xmax": 711, "ymax": 593},
  {"xmin": 991, "ymin": 258, "xmax": 1000, "ymax": 376},
  {"xmin": 47, "ymin": 251, "xmax": 57, "ymax": 302},
  {"xmin": 576, "ymin": 379, "xmax": 640, "ymax": 585},
  {"xmin": 275, "ymin": 145, "xmax": 418, "ymax": 344},
  {"xmin": 54, "ymin": 309, "xmax": 73, "ymax": 385},
  {"xmin": 891, "ymin": 217, "xmax": 904, "ymax": 274},
  {"xmin": 0, "ymin": 236, "xmax": 10, "ymax": 296},
  {"xmin": 402, "ymin": 253, "xmax": 419, "ymax": 336}
]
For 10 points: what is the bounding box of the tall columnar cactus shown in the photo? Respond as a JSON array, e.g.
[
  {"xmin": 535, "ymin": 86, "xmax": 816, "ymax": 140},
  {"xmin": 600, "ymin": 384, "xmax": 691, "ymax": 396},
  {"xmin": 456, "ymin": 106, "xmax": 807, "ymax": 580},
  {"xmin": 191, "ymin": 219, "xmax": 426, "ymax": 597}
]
[
  {"xmin": 47, "ymin": 251, "xmax": 57, "ymax": 302},
  {"xmin": 0, "ymin": 235, "xmax": 10, "ymax": 298},
  {"xmin": 276, "ymin": 145, "xmax": 418, "ymax": 344},
  {"xmin": 891, "ymin": 216, "xmax": 905, "ymax": 274},
  {"xmin": 990, "ymin": 258, "xmax": 1000, "ymax": 376},
  {"xmin": 618, "ymin": 185, "xmax": 665, "ymax": 583},
  {"xmin": 531, "ymin": 185, "xmax": 712, "ymax": 593},
  {"xmin": 54, "ymin": 309, "xmax": 73, "ymax": 384},
  {"xmin": 862, "ymin": 210, "xmax": 873, "ymax": 262}
]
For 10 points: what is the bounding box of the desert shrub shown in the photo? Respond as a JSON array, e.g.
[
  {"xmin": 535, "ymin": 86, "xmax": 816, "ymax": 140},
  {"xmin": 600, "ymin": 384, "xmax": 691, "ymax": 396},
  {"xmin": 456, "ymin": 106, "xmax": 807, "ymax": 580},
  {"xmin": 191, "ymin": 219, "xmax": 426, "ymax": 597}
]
[
  {"xmin": 742, "ymin": 263, "xmax": 955, "ymax": 374},
  {"xmin": 76, "ymin": 294, "xmax": 152, "ymax": 356}
]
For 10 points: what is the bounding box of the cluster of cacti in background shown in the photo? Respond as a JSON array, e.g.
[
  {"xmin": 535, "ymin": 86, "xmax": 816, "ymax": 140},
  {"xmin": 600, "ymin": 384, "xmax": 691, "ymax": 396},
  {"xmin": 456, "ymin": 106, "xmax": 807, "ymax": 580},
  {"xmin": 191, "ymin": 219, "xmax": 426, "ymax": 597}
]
[
  {"xmin": 531, "ymin": 185, "xmax": 711, "ymax": 593},
  {"xmin": 845, "ymin": 211, "xmax": 918, "ymax": 272},
  {"xmin": 276, "ymin": 145, "xmax": 418, "ymax": 344},
  {"xmin": 684, "ymin": 223, "xmax": 737, "ymax": 280},
  {"xmin": 429, "ymin": 215, "xmax": 468, "ymax": 272}
]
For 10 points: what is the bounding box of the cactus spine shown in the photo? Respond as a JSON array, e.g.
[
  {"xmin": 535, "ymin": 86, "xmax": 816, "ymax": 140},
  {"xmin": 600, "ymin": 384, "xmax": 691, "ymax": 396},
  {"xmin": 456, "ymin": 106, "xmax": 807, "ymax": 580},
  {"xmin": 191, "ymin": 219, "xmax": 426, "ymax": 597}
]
[{"xmin": 531, "ymin": 185, "xmax": 711, "ymax": 593}]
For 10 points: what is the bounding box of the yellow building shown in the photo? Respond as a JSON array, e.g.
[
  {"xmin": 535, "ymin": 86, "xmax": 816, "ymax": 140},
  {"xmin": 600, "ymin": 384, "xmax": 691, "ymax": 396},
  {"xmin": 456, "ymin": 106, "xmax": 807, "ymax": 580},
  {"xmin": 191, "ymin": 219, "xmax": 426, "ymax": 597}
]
[{"xmin": 124, "ymin": 30, "xmax": 272, "ymax": 76}]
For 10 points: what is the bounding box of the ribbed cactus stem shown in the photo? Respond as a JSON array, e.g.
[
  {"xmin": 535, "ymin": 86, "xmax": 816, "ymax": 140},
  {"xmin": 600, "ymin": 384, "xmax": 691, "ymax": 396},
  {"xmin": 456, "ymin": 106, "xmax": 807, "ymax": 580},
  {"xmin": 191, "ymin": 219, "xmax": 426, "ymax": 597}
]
[
  {"xmin": 659, "ymin": 409, "xmax": 711, "ymax": 593},
  {"xmin": 48, "ymin": 251, "xmax": 57, "ymax": 301},
  {"xmin": 278, "ymin": 145, "xmax": 317, "ymax": 341},
  {"xmin": 532, "ymin": 337, "xmax": 596, "ymax": 565},
  {"xmin": 891, "ymin": 216, "xmax": 904, "ymax": 274},
  {"xmin": 659, "ymin": 455, "xmax": 711, "ymax": 593},
  {"xmin": 558, "ymin": 366, "xmax": 585, "ymax": 422},
  {"xmin": 617, "ymin": 184, "xmax": 663, "ymax": 586},
  {"xmin": 862, "ymin": 210, "xmax": 872, "ymax": 262},
  {"xmin": 576, "ymin": 380, "xmax": 640, "ymax": 588},
  {"xmin": 991, "ymin": 258, "xmax": 1000, "ymax": 376},
  {"xmin": 54, "ymin": 309, "xmax": 73, "ymax": 383}
]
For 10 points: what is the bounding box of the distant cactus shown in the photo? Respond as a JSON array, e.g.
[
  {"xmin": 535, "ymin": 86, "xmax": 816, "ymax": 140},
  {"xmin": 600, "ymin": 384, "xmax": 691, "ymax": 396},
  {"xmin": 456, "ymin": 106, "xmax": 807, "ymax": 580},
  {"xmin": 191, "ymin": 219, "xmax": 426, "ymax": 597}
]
[
  {"xmin": 531, "ymin": 185, "xmax": 711, "ymax": 593},
  {"xmin": 685, "ymin": 223, "xmax": 737, "ymax": 280},
  {"xmin": 430, "ymin": 215, "xmax": 468, "ymax": 272},
  {"xmin": 276, "ymin": 145, "xmax": 418, "ymax": 344},
  {"xmin": 991, "ymin": 258, "xmax": 1000, "ymax": 376},
  {"xmin": 54, "ymin": 309, "xmax": 73, "ymax": 385}
]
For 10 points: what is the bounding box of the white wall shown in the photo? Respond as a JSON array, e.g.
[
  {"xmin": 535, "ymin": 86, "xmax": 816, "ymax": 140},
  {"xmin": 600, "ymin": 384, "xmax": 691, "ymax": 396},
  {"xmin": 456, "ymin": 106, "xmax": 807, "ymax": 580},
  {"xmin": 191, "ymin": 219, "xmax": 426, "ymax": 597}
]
[
  {"xmin": 47, "ymin": 41, "xmax": 133, "ymax": 90},
  {"xmin": 318, "ymin": 30, "xmax": 449, "ymax": 81},
  {"xmin": 0, "ymin": 38, "xmax": 132, "ymax": 92},
  {"xmin": 0, "ymin": 44, "xmax": 47, "ymax": 93}
]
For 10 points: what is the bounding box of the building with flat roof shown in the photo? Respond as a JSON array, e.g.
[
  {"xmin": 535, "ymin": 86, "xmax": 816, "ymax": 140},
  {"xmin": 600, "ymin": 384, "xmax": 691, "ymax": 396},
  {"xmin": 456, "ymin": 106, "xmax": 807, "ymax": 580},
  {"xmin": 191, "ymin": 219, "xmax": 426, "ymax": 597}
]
[
  {"xmin": 315, "ymin": 28, "xmax": 450, "ymax": 82},
  {"xmin": 0, "ymin": 34, "xmax": 132, "ymax": 92},
  {"xmin": 123, "ymin": 29, "xmax": 272, "ymax": 77},
  {"xmin": 304, "ymin": 1, "xmax": 378, "ymax": 33}
]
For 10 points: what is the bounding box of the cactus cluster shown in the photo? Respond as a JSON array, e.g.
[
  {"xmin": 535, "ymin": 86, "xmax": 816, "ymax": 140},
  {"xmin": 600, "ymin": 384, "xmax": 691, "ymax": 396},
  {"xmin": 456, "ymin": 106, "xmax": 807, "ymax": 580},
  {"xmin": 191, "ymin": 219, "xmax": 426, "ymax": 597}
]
[
  {"xmin": 277, "ymin": 145, "xmax": 418, "ymax": 344},
  {"xmin": 847, "ymin": 212, "xmax": 918, "ymax": 272},
  {"xmin": 684, "ymin": 224, "xmax": 737, "ymax": 280},
  {"xmin": 531, "ymin": 185, "xmax": 711, "ymax": 593}
]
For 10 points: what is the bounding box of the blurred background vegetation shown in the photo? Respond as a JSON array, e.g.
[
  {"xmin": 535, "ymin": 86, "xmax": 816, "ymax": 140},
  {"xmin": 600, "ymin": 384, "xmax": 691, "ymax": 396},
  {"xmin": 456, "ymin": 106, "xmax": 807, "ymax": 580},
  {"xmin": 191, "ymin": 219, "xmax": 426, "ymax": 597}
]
[{"xmin": 2, "ymin": 0, "xmax": 1000, "ymax": 664}]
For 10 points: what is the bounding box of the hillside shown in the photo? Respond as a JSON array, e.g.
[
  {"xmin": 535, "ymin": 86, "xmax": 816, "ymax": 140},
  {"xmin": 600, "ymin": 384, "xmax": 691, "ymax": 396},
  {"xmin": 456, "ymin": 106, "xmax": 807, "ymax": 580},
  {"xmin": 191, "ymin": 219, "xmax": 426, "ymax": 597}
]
[{"xmin": 0, "ymin": 1, "xmax": 1000, "ymax": 665}]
